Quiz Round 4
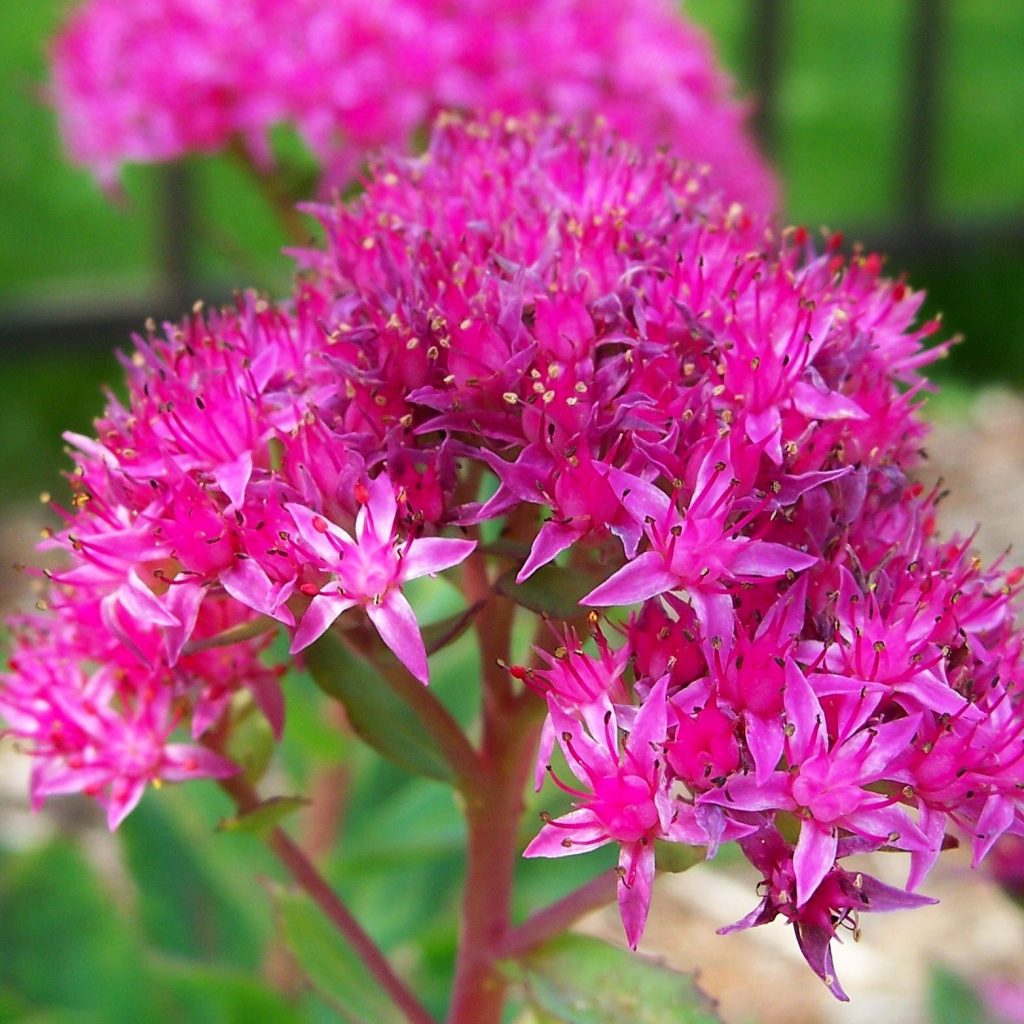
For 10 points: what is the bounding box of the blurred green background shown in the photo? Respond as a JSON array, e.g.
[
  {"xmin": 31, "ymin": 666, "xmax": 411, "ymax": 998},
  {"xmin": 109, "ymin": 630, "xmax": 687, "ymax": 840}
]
[{"xmin": 0, "ymin": 2, "xmax": 1022, "ymax": 1022}]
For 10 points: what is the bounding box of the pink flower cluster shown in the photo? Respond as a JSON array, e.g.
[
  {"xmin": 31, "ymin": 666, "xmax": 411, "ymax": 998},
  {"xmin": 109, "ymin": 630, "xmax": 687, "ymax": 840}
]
[
  {"xmin": 51, "ymin": 0, "xmax": 775, "ymax": 211},
  {"xmin": 5, "ymin": 116, "xmax": 1023, "ymax": 996}
]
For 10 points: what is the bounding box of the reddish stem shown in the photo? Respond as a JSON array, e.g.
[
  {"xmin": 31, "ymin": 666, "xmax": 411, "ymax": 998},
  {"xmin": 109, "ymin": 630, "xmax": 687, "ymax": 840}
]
[
  {"xmin": 499, "ymin": 872, "xmax": 618, "ymax": 958},
  {"xmin": 446, "ymin": 697, "xmax": 544, "ymax": 1024}
]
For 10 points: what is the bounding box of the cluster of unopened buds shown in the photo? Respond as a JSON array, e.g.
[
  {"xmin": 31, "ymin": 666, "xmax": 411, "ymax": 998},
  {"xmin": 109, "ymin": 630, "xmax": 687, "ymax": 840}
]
[{"xmin": 5, "ymin": 113, "xmax": 1024, "ymax": 1000}]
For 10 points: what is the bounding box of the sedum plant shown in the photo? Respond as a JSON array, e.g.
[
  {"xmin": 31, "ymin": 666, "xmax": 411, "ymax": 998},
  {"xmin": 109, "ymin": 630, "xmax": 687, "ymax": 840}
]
[{"xmin": 4, "ymin": 114, "xmax": 1024, "ymax": 1021}]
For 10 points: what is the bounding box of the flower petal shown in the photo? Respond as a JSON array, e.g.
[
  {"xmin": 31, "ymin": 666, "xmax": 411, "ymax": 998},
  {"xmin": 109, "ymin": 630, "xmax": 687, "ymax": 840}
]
[
  {"xmin": 290, "ymin": 594, "xmax": 354, "ymax": 653},
  {"xmin": 582, "ymin": 551, "xmax": 677, "ymax": 607},
  {"xmin": 399, "ymin": 536, "xmax": 477, "ymax": 582},
  {"xmin": 367, "ymin": 590, "xmax": 429, "ymax": 684},
  {"xmin": 618, "ymin": 841, "xmax": 656, "ymax": 949},
  {"xmin": 523, "ymin": 808, "xmax": 609, "ymax": 858}
]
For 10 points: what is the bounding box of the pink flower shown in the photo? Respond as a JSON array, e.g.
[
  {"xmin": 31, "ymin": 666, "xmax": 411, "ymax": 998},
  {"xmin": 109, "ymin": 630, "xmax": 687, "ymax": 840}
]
[
  {"xmin": 287, "ymin": 476, "xmax": 475, "ymax": 682},
  {"xmin": 524, "ymin": 678, "xmax": 675, "ymax": 948},
  {"xmin": 5, "ymin": 115, "xmax": 1024, "ymax": 999},
  {"xmin": 51, "ymin": 0, "xmax": 776, "ymax": 212},
  {"xmin": 582, "ymin": 440, "xmax": 817, "ymax": 645}
]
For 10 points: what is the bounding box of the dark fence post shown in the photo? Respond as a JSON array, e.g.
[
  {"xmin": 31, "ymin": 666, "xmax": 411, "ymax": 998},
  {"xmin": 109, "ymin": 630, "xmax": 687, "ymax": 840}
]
[
  {"xmin": 902, "ymin": 0, "xmax": 947, "ymax": 245},
  {"xmin": 748, "ymin": 0, "xmax": 785, "ymax": 159},
  {"xmin": 159, "ymin": 163, "xmax": 198, "ymax": 311}
]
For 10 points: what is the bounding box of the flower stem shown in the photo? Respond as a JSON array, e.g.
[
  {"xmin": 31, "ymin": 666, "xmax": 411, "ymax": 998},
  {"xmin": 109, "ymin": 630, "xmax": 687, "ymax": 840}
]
[
  {"xmin": 227, "ymin": 138, "xmax": 311, "ymax": 246},
  {"xmin": 446, "ymin": 695, "xmax": 544, "ymax": 1023},
  {"xmin": 499, "ymin": 872, "xmax": 618, "ymax": 958},
  {"xmin": 219, "ymin": 774, "xmax": 437, "ymax": 1024}
]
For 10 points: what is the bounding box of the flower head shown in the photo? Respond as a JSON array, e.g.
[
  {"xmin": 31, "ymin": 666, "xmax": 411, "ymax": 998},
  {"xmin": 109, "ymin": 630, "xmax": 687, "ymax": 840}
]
[
  {"xmin": 51, "ymin": 0, "xmax": 776, "ymax": 211},
  {"xmin": 3, "ymin": 115, "xmax": 1022, "ymax": 1001}
]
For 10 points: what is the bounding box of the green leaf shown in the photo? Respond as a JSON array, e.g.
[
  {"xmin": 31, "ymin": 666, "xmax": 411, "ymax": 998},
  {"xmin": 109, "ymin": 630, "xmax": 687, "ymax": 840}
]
[
  {"xmin": 494, "ymin": 564, "xmax": 594, "ymax": 619},
  {"xmin": 504, "ymin": 934, "xmax": 722, "ymax": 1024},
  {"xmin": 303, "ymin": 630, "xmax": 454, "ymax": 783},
  {"xmin": 0, "ymin": 841, "xmax": 154, "ymax": 1024},
  {"xmin": 927, "ymin": 966, "xmax": 991, "ymax": 1024},
  {"xmin": 274, "ymin": 887, "xmax": 403, "ymax": 1024},
  {"xmin": 653, "ymin": 842, "xmax": 705, "ymax": 874},
  {"xmin": 218, "ymin": 795, "xmax": 310, "ymax": 836},
  {"xmin": 121, "ymin": 789, "xmax": 274, "ymax": 966},
  {"xmin": 145, "ymin": 955, "xmax": 306, "ymax": 1024}
]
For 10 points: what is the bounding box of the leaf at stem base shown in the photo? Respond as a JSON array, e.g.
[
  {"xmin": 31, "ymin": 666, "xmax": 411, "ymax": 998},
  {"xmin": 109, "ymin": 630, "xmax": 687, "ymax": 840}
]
[{"xmin": 503, "ymin": 934, "xmax": 722, "ymax": 1023}]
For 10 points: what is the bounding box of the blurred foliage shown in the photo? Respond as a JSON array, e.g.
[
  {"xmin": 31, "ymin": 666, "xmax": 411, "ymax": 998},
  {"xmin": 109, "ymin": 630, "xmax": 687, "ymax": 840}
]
[
  {"xmin": 505, "ymin": 934, "xmax": 722, "ymax": 1023},
  {"xmin": 927, "ymin": 966, "xmax": 993, "ymax": 1024}
]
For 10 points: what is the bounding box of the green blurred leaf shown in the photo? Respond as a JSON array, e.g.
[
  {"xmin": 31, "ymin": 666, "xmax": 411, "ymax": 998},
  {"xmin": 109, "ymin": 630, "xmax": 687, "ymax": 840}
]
[
  {"xmin": 504, "ymin": 935, "xmax": 722, "ymax": 1024},
  {"xmin": 927, "ymin": 966, "xmax": 991, "ymax": 1024},
  {"xmin": 423, "ymin": 601, "xmax": 484, "ymax": 655},
  {"xmin": 0, "ymin": 841, "xmax": 152, "ymax": 1023},
  {"xmin": 654, "ymin": 842, "xmax": 705, "ymax": 874},
  {"xmin": 145, "ymin": 955, "xmax": 305, "ymax": 1024},
  {"xmin": 494, "ymin": 564, "xmax": 593, "ymax": 619},
  {"xmin": 219, "ymin": 795, "xmax": 310, "ymax": 837},
  {"xmin": 304, "ymin": 631, "xmax": 454, "ymax": 783},
  {"xmin": 274, "ymin": 887, "xmax": 403, "ymax": 1024},
  {"xmin": 120, "ymin": 791, "xmax": 272, "ymax": 966}
]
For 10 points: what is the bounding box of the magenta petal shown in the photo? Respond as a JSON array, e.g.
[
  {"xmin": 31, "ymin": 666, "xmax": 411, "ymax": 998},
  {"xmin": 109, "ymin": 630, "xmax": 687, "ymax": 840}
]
[
  {"xmin": 120, "ymin": 570, "xmax": 180, "ymax": 627},
  {"xmin": 290, "ymin": 594, "xmax": 354, "ymax": 653},
  {"xmin": 221, "ymin": 559, "xmax": 295, "ymax": 624},
  {"xmin": 794, "ymin": 823, "xmax": 837, "ymax": 907},
  {"xmin": 610, "ymin": 469, "xmax": 671, "ymax": 523},
  {"xmin": 524, "ymin": 809, "xmax": 609, "ymax": 858},
  {"xmin": 106, "ymin": 779, "xmax": 147, "ymax": 830},
  {"xmin": 399, "ymin": 536, "xmax": 477, "ymax": 582},
  {"xmin": 363, "ymin": 474, "xmax": 398, "ymax": 544},
  {"xmin": 249, "ymin": 673, "xmax": 286, "ymax": 740},
  {"xmin": 784, "ymin": 660, "xmax": 824, "ymax": 764},
  {"xmin": 618, "ymin": 841, "xmax": 656, "ymax": 949},
  {"xmin": 794, "ymin": 924, "xmax": 849, "ymax": 1002},
  {"xmin": 745, "ymin": 711, "xmax": 785, "ymax": 786},
  {"xmin": 908, "ymin": 807, "xmax": 947, "ymax": 890},
  {"xmin": 286, "ymin": 502, "xmax": 352, "ymax": 567},
  {"xmin": 534, "ymin": 716, "xmax": 556, "ymax": 792},
  {"xmin": 701, "ymin": 773, "xmax": 790, "ymax": 812},
  {"xmin": 973, "ymin": 795, "xmax": 1015, "ymax": 866},
  {"xmin": 163, "ymin": 578, "xmax": 206, "ymax": 664},
  {"xmin": 792, "ymin": 380, "xmax": 868, "ymax": 421},
  {"xmin": 729, "ymin": 540, "xmax": 817, "ymax": 578},
  {"xmin": 582, "ymin": 551, "xmax": 677, "ymax": 606},
  {"xmin": 518, "ymin": 521, "xmax": 581, "ymax": 582},
  {"xmin": 687, "ymin": 589, "xmax": 735, "ymax": 650},
  {"xmin": 162, "ymin": 744, "xmax": 239, "ymax": 782},
  {"xmin": 367, "ymin": 590, "xmax": 428, "ymax": 684},
  {"xmin": 629, "ymin": 675, "xmax": 668, "ymax": 775},
  {"xmin": 214, "ymin": 450, "xmax": 253, "ymax": 510},
  {"xmin": 33, "ymin": 764, "xmax": 110, "ymax": 799}
]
